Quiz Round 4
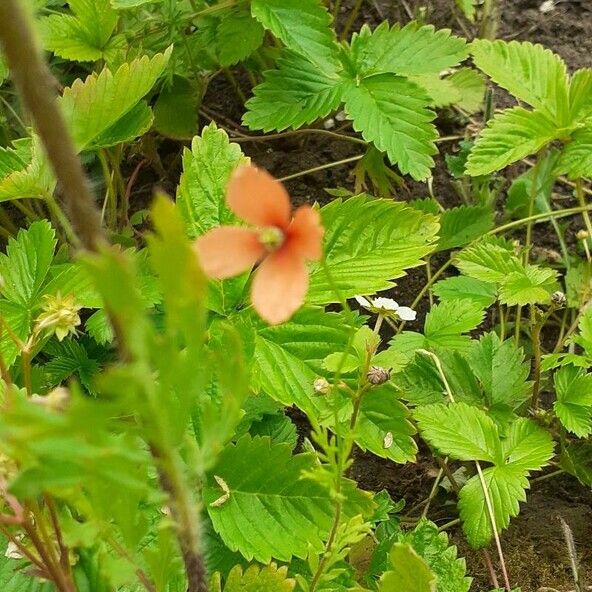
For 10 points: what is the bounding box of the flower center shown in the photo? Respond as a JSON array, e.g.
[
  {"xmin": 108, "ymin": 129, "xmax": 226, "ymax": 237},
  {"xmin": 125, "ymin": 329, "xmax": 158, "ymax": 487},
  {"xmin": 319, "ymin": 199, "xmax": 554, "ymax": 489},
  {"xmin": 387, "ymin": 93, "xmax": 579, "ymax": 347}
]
[{"xmin": 258, "ymin": 226, "xmax": 285, "ymax": 251}]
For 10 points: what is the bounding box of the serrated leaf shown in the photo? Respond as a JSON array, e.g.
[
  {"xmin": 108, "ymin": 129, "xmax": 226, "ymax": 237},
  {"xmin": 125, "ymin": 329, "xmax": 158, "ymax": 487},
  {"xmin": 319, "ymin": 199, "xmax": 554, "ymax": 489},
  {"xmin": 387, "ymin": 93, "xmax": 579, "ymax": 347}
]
[
  {"xmin": 414, "ymin": 402, "xmax": 500, "ymax": 462},
  {"xmin": 467, "ymin": 332, "xmax": 530, "ymax": 409},
  {"xmin": 88, "ymin": 101, "xmax": 153, "ymax": 150},
  {"xmin": 455, "ymin": 240, "xmax": 522, "ymax": 283},
  {"xmin": 223, "ymin": 563, "xmax": 295, "ymax": 592},
  {"xmin": 0, "ymin": 537, "xmax": 55, "ymax": 591},
  {"xmin": 501, "ymin": 418, "xmax": 555, "ymax": 472},
  {"xmin": 0, "ymin": 144, "xmax": 29, "ymax": 178},
  {"xmin": 436, "ymin": 205, "xmax": 494, "ymax": 251},
  {"xmin": 456, "ymin": 0, "xmax": 476, "ymax": 21},
  {"xmin": 349, "ymin": 22, "xmax": 467, "ymax": 78},
  {"xmin": 560, "ymin": 441, "xmax": 592, "ymax": 487},
  {"xmin": 395, "ymin": 352, "xmax": 447, "ymax": 405},
  {"xmin": 423, "ymin": 299, "xmax": 485, "ymax": 349},
  {"xmin": 243, "ymin": 51, "xmax": 344, "ymax": 132},
  {"xmin": 448, "ymin": 68, "xmax": 486, "ymax": 113},
  {"xmin": 396, "ymin": 519, "xmax": 471, "ymax": 592},
  {"xmin": 433, "ymin": 276, "xmax": 497, "ymax": 308},
  {"xmin": 465, "ymin": 107, "xmax": 558, "ymax": 176},
  {"xmin": 568, "ymin": 68, "xmax": 592, "ymax": 122},
  {"xmin": 0, "ymin": 300, "xmax": 30, "ymax": 368},
  {"xmin": 40, "ymin": 0, "xmax": 118, "ymax": 62},
  {"xmin": 555, "ymin": 126, "xmax": 592, "ymax": 180},
  {"xmin": 204, "ymin": 436, "xmax": 370, "ymax": 563},
  {"xmin": 0, "ymin": 220, "xmax": 56, "ymax": 306},
  {"xmin": 458, "ymin": 464, "xmax": 527, "ymax": 549},
  {"xmin": 343, "ymin": 75, "xmax": 438, "ymax": 180},
  {"xmin": 217, "ymin": 8, "xmax": 265, "ymax": 66},
  {"xmin": 379, "ymin": 543, "xmax": 436, "ymax": 592},
  {"xmin": 410, "ymin": 74, "xmax": 461, "ymax": 109},
  {"xmin": 248, "ymin": 413, "xmax": 298, "ymax": 449},
  {"xmin": 60, "ymin": 50, "xmax": 170, "ymax": 150},
  {"xmin": 250, "ymin": 0, "xmax": 340, "ymax": 74},
  {"xmin": 353, "ymin": 384, "xmax": 417, "ymax": 464},
  {"xmin": 307, "ymin": 195, "xmax": 439, "ymax": 304},
  {"xmin": 554, "ymin": 366, "xmax": 592, "ymax": 437},
  {"xmin": 471, "ymin": 39, "xmax": 569, "ymax": 121},
  {"xmin": 498, "ymin": 264, "xmax": 557, "ymax": 306},
  {"xmin": 110, "ymin": 0, "xmax": 161, "ymax": 7},
  {"xmin": 254, "ymin": 308, "xmax": 356, "ymax": 416}
]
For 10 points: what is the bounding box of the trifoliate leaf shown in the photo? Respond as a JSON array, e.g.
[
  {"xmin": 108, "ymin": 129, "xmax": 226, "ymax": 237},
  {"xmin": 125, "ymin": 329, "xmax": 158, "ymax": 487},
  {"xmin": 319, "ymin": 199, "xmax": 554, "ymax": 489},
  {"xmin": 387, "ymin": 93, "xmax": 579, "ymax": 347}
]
[
  {"xmin": 40, "ymin": 0, "xmax": 118, "ymax": 62},
  {"xmin": 433, "ymin": 276, "xmax": 497, "ymax": 308},
  {"xmin": 436, "ymin": 205, "xmax": 494, "ymax": 251},
  {"xmin": 465, "ymin": 107, "xmax": 559, "ymax": 176},
  {"xmin": 467, "ymin": 332, "xmax": 530, "ymax": 409},
  {"xmin": 498, "ymin": 264, "xmax": 557, "ymax": 306},
  {"xmin": 471, "ymin": 39, "xmax": 569, "ymax": 121},
  {"xmin": 555, "ymin": 126, "xmax": 592, "ymax": 180},
  {"xmin": 414, "ymin": 402, "xmax": 501, "ymax": 462},
  {"xmin": 379, "ymin": 543, "xmax": 436, "ymax": 592},
  {"xmin": 395, "ymin": 353, "xmax": 446, "ymax": 405},
  {"xmin": 217, "ymin": 8, "xmax": 265, "ymax": 66},
  {"xmin": 308, "ymin": 195, "xmax": 439, "ymax": 304},
  {"xmin": 204, "ymin": 436, "xmax": 371, "ymax": 563},
  {"xmin": 395, "ymin": 519, "xmax": 471, "ymax": 592},
  {"xmin": 349, "ymin": 22, "xmax": 468, "ymax": 78},
  {"xmin": 343, "ymin": 74, "xmax": 438, "ymax": 180},
  {"xmin": 243, "ymin": 51, "xmax": 344, "ymax": 132},
  {"xmin": 60, "ymin": 50, "xmax": 170, "ymax": 150},
  {"xmin": 458, "ymin": 464, "xmax": 527, "ymax": 549},
  {"xmin": 250, "ymin": 0, "xmax": 340, "ymax": 74},
  {"xmin": 222, "ymin": 563, "xmax": 296, "ymax": 592},
  {"xmin": 554, "ymin": 366, "xmax": 592, "ymax": 437}
]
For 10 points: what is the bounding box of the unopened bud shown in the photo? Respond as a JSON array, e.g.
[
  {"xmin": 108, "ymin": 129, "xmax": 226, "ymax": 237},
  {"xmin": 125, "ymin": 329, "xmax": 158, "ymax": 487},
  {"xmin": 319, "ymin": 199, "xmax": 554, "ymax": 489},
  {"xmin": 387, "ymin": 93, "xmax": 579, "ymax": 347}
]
[
  {"xmin": 313, "ymin": 377, "xmax": 331, "ymax": 395},
  {"xmin": 551, "ymin": 291, "xmax": 567, "ymax": 308},
  {"xmin": 577, "ymin": 229, "xmax": 590, "ymax": 241},
  {"xmin": 367, "ymin": 366, "xmax": 391, "ymax": 385}
]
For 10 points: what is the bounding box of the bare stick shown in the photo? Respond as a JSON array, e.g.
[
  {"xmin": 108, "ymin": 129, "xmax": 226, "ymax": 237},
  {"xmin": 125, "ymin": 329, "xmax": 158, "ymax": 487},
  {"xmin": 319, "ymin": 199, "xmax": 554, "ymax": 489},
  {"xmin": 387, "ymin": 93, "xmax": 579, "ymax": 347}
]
[{"xmin": 0, "ymin": 0, "xmax": 104, "ymax": 251}]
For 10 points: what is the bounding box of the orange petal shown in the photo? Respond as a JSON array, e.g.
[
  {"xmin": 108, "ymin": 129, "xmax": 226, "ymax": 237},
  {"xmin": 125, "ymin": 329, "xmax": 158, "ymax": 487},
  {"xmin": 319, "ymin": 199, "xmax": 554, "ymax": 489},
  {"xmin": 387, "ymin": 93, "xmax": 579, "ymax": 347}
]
[
  {"xmin": 227, "ymin": 164, "xmax": 291, "ymax": 228},
  {"xmin": 251, "ymin": 248, "xmax": 308, "ymax": 325},
  {"xmin": 193, "ymin": 227, "xmax": 265, "ymax": 279},
  {"xmin": 287, "ymin": 206, "xmax": 324, "ymax": 261}
]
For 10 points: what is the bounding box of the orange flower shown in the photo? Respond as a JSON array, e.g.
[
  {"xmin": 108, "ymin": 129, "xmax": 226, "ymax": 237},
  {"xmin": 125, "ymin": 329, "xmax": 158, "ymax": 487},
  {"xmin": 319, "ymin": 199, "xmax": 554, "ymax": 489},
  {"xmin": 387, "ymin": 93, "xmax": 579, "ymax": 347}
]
[{"xmin": 194, "ymin": 164, "xmax": 324, "ymax": 325}]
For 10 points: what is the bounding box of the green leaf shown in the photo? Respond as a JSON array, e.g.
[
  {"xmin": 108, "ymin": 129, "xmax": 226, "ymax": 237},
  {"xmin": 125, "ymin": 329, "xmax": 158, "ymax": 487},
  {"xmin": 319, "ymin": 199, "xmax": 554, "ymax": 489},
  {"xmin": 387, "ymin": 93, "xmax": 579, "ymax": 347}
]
[
  {"xmin": 433, "ymin": 276, "xmax": 497, "ymax": 308},
  {"xmin": 458, "ymin": 464, "xmax": 527, "ymax": 549},
  {"xmin": 501, "ymin": 418, "xmax": 555, "ymax": 472},
  {"xmin": 448, "ymin": 68, "xmax": 486, "ymax": 113},
  {"xmin": 455, "ymin": 0, "xmax": 476, "ymax": 21},
  {"xmin": 0, "ymin": 56, "xmax": 7, "ymax": 84},
  {"xmin": 0, "ymin": 301, "xmax": 30, "ymax": 368},
  {"xmin": 423, "ymin": 299, "xmax": 485, "ymax": 349},
  {"xmin": 253, "ymin": 308, "xmax": 356, "ymax": 416},
  {"xmin": 204, "ymin": 436, "xmax": 369, "ymax": 563},
  {"xmin": 40, "ymin": 0, "xmax": 118, "ymax": 62},
  {"xmin": 0, "ymin": 220, "xmax": 56, "ymax": 306},
  {"xmin": 217, "ymin": 8, "xmax": 265, "ymax": 66},
  {"xmin": 554, "ymin": 366, "xmax": 592, "ymax": 437},
  {"xmin": 396, "ymin": 519, "xmax": 471, "ymax": 592},
  {"xmin": 0, "ymin": 144, "xmax": 29, "ymax": 179},
  {"xmin": 414, "ymin": 402, "xmax": 500, "ymax": 462},
  {"xmin": 322, "ymin": 352, "xmax": 359, "ymax": 373},
  {"xmin": 243, "ymin": 51, "xmax": 344, "ymax": 132},
  {"xmin": 455, "ymin": 239, "xmax": 522, "ymax": 283},
  {"xmin": 343, "ymin": 74, "xmax": 438, "ymax": 180},
  {"xmin": 0, "ymin": 536, "xmax": 55, "ymax": 591},
  {"xmin": 222, "ymin": 563, "xmax": 296, "ymax": 592},
  {"xmin": 379, "ymin": 543, "xmax": 436, "ymax": 592},
  {"xmin": 250, "ymin": 0, "xmax": 340, "ymax": 74},
  {"xmin": 436, "ymin": 205, "xmax": 494, "ymax": 251},
  {"xmin": 308, "ymin": 195, "xmax": 438, "ymax": 303},
  {"xmin": 471, "ymin": 39, "xmax": 569, "ymax": 121},
  {"xmin": 247, "ymin": 413, "xmax": 298, "ymax": 449},
  {"xmin": 177, "ymin": 123, "xmax": 248, "ymax": 238},
  {"xmin": 410, "ymin": 74, "xmax": 461, "ymax": 109},
  {"xmin": 60, "ymin": 50, "xmax": 171, "ymax": 150},
  {"xmin": 568, "ymin": 68, "xmax": 592, "ymax": 122},
  {"xmin": 467, "ymin": 332, "xmax": 531, "ymax": 409},
  {"xmin": 395, "ymin": 353, "xmax": 446, "ymax": 405},
  {"xmin": 154, "ymin": 76, "xmax": 199, "ymax": 140},
  {"xmin": 465, "ymin": 107, "xmax": 559, "ymax": 176},
  {"xmin": 555, "ymin": 126, "xmax": 592, "ymax": 180},
  {"xmin": 88, "ymin": 102, "xmax": 153, "ymax": 150},
  {"xmin": 498, "ymin": 264, "xmax": 557, "ymax": 306},
  {"xmin": 110, "ymin": 0, "xmax": 161, "ymax": 7},
  {"xmin": 560, "ymin": 441, "xmax": 592, "ymax": 487},
  {"xmin": 353, "ymin": 384, "xmax": 417, "ymax": 464},
  {"xmin": 349, "ymin": 22, "xmax": 467, "ymax": 78}
]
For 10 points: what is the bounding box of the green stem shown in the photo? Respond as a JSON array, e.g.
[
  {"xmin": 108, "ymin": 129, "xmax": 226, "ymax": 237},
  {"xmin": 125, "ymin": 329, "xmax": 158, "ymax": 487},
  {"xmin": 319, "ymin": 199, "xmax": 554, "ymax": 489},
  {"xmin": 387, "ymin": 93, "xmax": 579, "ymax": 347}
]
[
  {"xmin": 340, "ymin": 0, "xmax": 364, "ymax": 40},
  {"xmin": 530, "ymin": 305, "xmax": 543, "ymax": 410}
]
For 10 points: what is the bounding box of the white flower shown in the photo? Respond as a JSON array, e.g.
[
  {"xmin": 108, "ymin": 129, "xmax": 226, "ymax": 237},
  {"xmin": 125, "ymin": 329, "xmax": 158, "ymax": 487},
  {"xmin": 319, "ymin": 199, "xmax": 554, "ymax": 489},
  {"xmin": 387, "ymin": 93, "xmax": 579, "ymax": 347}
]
[
  {"xmin": 5, "ymin": 541, "xmax": 22, "ymax": 560},
  {"xmin": 539, "ymin": 0, "xmax": 556, "ymax": 13},
  {"xmin": 354, "ymin": 295, "xmax": 417, "ymax": 321}
]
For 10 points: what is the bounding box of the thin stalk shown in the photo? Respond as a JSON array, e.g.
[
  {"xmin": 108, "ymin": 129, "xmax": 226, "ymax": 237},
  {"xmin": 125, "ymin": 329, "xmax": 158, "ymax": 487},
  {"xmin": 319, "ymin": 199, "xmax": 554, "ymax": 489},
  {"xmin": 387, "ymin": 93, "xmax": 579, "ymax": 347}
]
[
  {"xmin": 530, "ymin": 305, "xmax": 543, "ymax": 410},
  {"xmin": 233, "ymin": 128, "xmax": 367, "ymax": 146},
  {"xmin": 279, "ymin": 155, "xmax": 364, "ymax": 182},
  {"xmin": 0, "ymin": 0, "xmax": 104, "ymax": 250},
  {"xmin": 340, "ymin": 0, "xmax": 364, "ymax": 40},
  {"xmin": 332, "ymin": 0, "xmax": 342, "ymax": 18}
]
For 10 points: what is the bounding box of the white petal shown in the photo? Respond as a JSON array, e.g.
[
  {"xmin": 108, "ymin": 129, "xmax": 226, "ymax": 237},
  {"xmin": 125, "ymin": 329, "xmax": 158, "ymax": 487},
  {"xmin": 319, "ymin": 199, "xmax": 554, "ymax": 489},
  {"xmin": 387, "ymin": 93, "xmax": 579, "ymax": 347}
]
[
  {"xmin": 396, "ymin": 306, "xmax": 417, "ymax": 321},
  {"xmin": 373, "ymin": 297, "xmax": 399, "ymax": 311},
  {"xmin": 354, "ymin": 295, "xmax": 372, "ymax": 308}
]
